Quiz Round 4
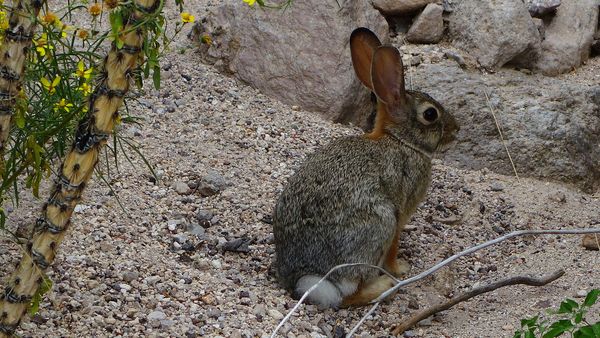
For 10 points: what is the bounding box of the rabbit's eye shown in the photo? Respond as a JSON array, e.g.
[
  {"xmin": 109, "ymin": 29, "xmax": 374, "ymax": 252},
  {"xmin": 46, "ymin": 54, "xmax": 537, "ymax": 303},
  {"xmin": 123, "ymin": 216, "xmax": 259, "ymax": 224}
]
[{"xmin": 423, "ymin": 108, "xmax": 438, "ymax": 122}]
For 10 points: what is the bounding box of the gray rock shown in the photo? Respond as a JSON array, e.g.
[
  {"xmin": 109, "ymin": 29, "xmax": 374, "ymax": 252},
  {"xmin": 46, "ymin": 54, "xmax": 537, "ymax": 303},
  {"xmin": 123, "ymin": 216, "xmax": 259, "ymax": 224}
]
[
  {"xmin": 144, "ymin": 276, "xmax": 161, "ymax": 285},
  {"xmin": 410, "ymin": 63, "xmax": 600, "ymax": 192},
  {"xmin": 527, "ymin": 0, "xmax": 561, "ymax": 18},
  {"xmin": 172, "ymin": 181, "xmax": 190, "ymax": 195},
  {"xmin": 147, "ymin": 310, "xmax": 167, "ymax": 321},
  {"xmin": 186, "ymin": 223, "xmax": 206, "ymax": 238},
  {"xmin": 490, "ymin": 182, "xmax": 504, "ymax": 192},
  {"xmin": 532, "ymin": 18, "xmax": 545, "ymax": 38},
  {"xmin": 167, "ymin": 219, "xmax": 183, "ymax": 231},
  {"xmin": 372, "ymin": 0, "xmax": 440, "ymax": 15},
  {"xmin": 173, "ymin": 233, "xmax": 189, "ymax": 244},
  {"xmin": 447, "ymin": 0, "xmax": 540, "ymax": 68},
  {"xmin": 445, "ymin": 51, "xmax": 466, "ymax": 67},
  {"xmin": 529, "ymin": 0, "xmax": 599, "ymax": 75},
  {"xmin": 267, "ymin": 309, "xmax": 284, "ymax": 320},
  {"xmin": 406, "ymin": 4, "xmax": 444, "ymax": 44},
  {"xmin": 160, "ymin": 319, "xmax": 175, "ymax": 329},
  {"xmin": 194, "ymin": 1, "xmax": 387, "ymax": 128},
  {"xmin": 252, "ymin": 304, "xmax": 266, "ymax": 317},
  {"xmin": 198, "ymin": 171, "xmax": 228, "ymax": 196},
  {"xmin": 122, "ymin": 271, "xmax": 139, "ymax": 282},
  {"xmin": 195, "ymin": 209, "xmax": 215, "ymax": 228},
  {"xmin": 222, "ymin": 238, "xmax": 251, "ymax": 253},
  {"xmin": 207, "ymin": 308, "xmax": 222, "ymax": 319}
]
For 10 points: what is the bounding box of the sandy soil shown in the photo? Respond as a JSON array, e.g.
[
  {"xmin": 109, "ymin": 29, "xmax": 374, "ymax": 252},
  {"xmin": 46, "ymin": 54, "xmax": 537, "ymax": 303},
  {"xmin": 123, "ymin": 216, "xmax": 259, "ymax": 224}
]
[{"xmin": 1, "ymin": 1, "xmax": 599, "ymax": 338}]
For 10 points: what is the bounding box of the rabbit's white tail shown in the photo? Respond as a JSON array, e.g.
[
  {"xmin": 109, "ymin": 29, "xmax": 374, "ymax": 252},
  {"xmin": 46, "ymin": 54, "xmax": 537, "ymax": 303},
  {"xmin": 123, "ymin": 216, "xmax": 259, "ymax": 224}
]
[{"xmin": 296, "ymin": 275, "xmax": 358, "ymax": 309}]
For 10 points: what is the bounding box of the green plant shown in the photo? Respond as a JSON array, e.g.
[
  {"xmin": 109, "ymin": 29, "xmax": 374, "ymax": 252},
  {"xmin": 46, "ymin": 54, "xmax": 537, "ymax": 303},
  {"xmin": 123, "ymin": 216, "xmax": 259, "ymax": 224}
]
[
  {"xmin": 0, "ymin": 1, "xmax": 195, "ymax": 335},
  {"xmin": 514, "ymin": 289, "xmax": 600, "ymax": 338},
  {"xmin": 0, "ymin": 0, "xmax": 191, "ymax": 231}
]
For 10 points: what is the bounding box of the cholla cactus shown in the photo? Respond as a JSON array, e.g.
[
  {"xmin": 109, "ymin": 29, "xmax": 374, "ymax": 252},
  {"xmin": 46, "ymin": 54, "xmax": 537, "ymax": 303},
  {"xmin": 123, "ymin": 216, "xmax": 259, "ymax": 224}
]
[
  {"xmin": 0, "ymin": 0, "xmax": 158, "ymax": 336},
  {"xmin": 0, "ymin": 0, "xmax": 43, "ymax": 173}
]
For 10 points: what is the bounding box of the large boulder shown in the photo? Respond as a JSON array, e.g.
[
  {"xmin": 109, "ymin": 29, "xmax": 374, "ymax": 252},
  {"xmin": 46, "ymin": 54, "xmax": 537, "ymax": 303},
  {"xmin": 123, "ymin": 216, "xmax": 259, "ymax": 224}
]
[
  {"xmin": 194, "ymin": 1, "xmax": 388, "ymax": 127},
  {"xmin": 447, "ymin": 0, "xmax": 540, "ymax": 69},
  {"xmin": 530, "ymin": 0, "xmax": 599, "ymax": 75},
  {"xmin": 406, "ymin": 3, "xmax": 444, "ymax": 44},
  {"xmin": 410, "ymin": 63, "xmax": 600, "ymax": 192}
]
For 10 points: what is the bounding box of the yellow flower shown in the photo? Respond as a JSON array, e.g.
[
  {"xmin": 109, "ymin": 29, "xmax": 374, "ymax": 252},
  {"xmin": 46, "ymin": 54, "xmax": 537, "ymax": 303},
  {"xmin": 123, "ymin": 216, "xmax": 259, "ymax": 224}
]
[
  {"xmin": 78, "ymin": 82, "xmax": 92, "ymax": 96},
  {"xmin": 243, "ymin": 0, "xmax": 256, "ymax": 6},
  {"xmin": 40, "ymin": 75, "xmax": 61, "ymax": 94},
  {"xmin": 89, "ymin": 3, "xmax": 102, "ymax": 16},
  {"xmin": 180, "ymin": 12, "xmax": 195, "ymax": 23},
  {"xmin": 58, "ymin": 23, "xmax": 74, "ymax": 39},
  {"xmin": 33, "ymin": 33, "xmax": 53, "ymax": 57},
  {"xmin": 77, "ymin": 29, "xmax": 89, "ymax": 40},
  {"xmin": 41, "ymin": 12, "xmax": 57, "ymax": 25},
  {"xmin": 200, "ymin": 35, "xmax": 212, "ymax": 45},
  {"xmin": 75, "ymin": 60, "xmax": 93, "ymax": 80},
  {"xmin": 53, "ymin": 98, "xmax": 73, "ymax": 112}
]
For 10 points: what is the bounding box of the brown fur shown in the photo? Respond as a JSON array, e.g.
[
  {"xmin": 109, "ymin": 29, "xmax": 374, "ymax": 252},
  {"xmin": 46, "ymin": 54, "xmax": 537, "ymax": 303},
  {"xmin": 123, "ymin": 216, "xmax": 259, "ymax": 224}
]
[
  {"xmin": 342, "ymin": 275, "xmax": 395, "ymax": 307},
  {"xmin": 366, "ymin": 101, "xmax": 392, "ymax": 140}
]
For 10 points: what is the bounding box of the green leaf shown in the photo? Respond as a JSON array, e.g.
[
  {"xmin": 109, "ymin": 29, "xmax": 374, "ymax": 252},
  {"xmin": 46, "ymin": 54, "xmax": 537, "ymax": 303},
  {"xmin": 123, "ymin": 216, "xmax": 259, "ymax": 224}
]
[
  {"xmin": 583, "ymin": 289, "xmax": 600, "ymax": 307},
  {"xmin": 558, "ymin": 299, "xmax": 579, "ymax": 314},
  {"xmin": 513, "ymin": 331, "xmax": 522, "ymax": 338},
  {"xmin": 574, "ymin": 326, "xmax": 595, "ymax": 338},
  {"xmin": 522, "ymin": 316, "xmax": 539, "ymax": 328},
  {"xmin": 542, "ymin": 320, "xmax": 574, "ymax": 338},
  {"xmin": 14, "ymin": 107, "xmax": 25, "ymax": 128},
  {"xmin": 109, "ymin": 10, "xmax": 123, "ymax": 37},
  {"xmin": 29, "ymin": 274, "xmax": 53, "ymax": 316},
  {"xmin": 592, "ymin": 322, "xmax": 600, "ymax": 336},
  {"xmin": 574, "ymin": 311, "xmax": 583, "ymax": 324},
  {"xmin": 152, "ymin": 65, "xmax": 161, "ymax": 89},
  {"xmin": 525, "ymin": 331, "xmax": 536, "ymax": 338}
]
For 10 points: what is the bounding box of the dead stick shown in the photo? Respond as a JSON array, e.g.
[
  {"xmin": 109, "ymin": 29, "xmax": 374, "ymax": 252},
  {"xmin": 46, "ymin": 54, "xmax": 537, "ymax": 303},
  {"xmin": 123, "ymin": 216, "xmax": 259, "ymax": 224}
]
[{"xmin": 391, "ymin": 269, "xmax": 565, "ymax": 335}]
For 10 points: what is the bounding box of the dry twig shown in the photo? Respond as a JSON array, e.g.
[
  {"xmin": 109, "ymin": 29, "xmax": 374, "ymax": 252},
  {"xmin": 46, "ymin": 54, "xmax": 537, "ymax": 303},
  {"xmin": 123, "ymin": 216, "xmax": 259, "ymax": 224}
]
[
  {"xmin": 391, "ymin": 269, "xmax": 565, "ymax": 335},
  {"xmin": 483, "ymin": 88, "xmax": 520, "ymax": 181}
]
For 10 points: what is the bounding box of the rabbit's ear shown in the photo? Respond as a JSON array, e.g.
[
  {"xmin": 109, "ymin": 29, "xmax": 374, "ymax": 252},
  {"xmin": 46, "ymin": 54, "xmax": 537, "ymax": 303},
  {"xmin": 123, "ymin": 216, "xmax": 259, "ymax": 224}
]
[
  {"xmin": 350, "ymin": 27, "xmax": 382, "ymax": 89},
  {"xmin": 371, "ymin": 46, "xmax": 408, "ymax": 110}
]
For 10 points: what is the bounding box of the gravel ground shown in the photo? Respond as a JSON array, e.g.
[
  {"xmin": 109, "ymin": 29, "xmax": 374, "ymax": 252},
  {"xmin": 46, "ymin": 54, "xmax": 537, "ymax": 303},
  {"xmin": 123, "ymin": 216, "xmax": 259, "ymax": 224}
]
[{"xmin": 1, "ymin": 2, "xmax": 599, "ymax": 337}]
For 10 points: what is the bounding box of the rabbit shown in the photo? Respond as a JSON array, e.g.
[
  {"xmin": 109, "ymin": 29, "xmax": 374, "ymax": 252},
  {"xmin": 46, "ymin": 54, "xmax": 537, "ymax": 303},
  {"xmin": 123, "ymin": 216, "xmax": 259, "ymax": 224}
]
[{"xmin": 272, "ymin": 27, "xmax": 460, "ymax": 309}]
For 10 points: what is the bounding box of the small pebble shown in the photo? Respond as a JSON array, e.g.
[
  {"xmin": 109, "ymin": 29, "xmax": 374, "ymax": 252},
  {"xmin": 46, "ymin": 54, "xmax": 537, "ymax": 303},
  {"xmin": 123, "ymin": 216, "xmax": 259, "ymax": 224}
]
[
  {"xmin": 267, "ymin": 309, "xmax": 284, "ymax": 320},
  {"xmin": 490, "ymin": 182, "xmax": 504, "ymax": 191}
]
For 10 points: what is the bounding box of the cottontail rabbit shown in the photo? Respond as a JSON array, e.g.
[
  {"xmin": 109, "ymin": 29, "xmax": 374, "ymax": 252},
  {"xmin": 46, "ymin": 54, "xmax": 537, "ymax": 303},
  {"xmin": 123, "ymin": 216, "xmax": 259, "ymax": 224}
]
[{"xmin": 272, "ymin": 27, "xmax": 460, "ymax": 309}]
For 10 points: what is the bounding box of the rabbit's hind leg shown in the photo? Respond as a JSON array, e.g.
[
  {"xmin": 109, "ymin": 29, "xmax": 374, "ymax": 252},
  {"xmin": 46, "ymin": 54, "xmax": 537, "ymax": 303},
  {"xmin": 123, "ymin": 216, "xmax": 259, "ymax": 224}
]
[
  {"xmin": 341, "ymin": 275, "xmax": 395, "ymax": 307},
  {"xmin": 383, "ymin": 228, "xmax": 410, "ymax": 277}
]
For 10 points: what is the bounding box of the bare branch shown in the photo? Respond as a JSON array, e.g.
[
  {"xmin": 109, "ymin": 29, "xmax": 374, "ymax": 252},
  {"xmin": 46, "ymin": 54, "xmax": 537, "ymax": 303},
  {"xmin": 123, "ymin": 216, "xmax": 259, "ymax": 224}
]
[
  {"xmin": 375, "ymin": 228, "xmax": 600, "ymax": 302},
  {"xmin": 391, "ymin": 269, "xmax": 565, "ymax": 335}
]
